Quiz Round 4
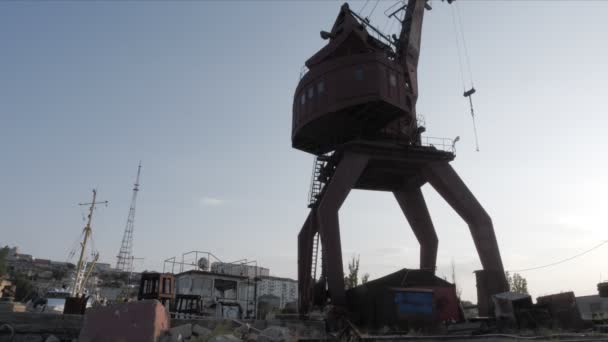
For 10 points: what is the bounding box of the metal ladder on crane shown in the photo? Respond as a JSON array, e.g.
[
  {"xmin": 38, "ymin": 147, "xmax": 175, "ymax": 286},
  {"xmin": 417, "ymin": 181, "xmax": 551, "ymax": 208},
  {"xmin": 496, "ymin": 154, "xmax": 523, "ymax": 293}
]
[
  {"xmin": 307, "ymin": 154, "xmax": 334, "ymax": 208},
  {"xmin": 311, "ymin": 232, "xmax": 320, "ymax": 282}
]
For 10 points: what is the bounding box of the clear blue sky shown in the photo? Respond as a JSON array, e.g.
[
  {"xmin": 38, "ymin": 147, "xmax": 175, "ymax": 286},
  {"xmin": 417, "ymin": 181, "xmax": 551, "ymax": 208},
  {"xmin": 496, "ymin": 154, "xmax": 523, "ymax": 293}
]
[{"xmin": 2, "ymin": 1, "xmax": 608, "ymax": 302}]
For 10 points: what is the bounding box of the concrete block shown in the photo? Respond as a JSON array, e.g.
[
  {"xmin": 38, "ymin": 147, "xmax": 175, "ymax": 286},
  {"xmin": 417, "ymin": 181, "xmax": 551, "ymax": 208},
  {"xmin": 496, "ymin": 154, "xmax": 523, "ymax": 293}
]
[
  {"xmin": 208, "ymin": 335, "xmax": 241, "ymax": 342},
  {"xmin": 79, "ymin": 300, "xmax": 170, "ymax": 342},
  {"xmin": 170, "ymin": 323, "xmax": 192, "ymax": 339},
  {"xmin": 257, "ymin": 326, "xmax": 291, "ymax": 342}
]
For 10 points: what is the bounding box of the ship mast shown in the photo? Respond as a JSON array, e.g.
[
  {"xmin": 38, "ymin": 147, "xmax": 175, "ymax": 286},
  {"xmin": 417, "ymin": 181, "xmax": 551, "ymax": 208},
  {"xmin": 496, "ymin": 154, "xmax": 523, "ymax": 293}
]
[{"xmin": 72, "ymin": 190, "xmax": 107, "ymax": 296}]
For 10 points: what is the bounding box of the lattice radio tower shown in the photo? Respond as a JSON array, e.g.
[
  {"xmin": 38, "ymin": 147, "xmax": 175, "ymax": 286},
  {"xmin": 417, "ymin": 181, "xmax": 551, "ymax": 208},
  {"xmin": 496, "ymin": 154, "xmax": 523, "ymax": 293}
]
[{"xmin": 116, "ymin": 163, "xmax": 141, "ymax": 272}]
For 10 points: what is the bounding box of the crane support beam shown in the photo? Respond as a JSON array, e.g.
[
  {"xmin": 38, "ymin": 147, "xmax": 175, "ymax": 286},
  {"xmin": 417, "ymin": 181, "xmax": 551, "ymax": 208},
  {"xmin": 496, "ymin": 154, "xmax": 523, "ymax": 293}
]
[
  {"xmin": 297, "ymin": 210, "xmax": 318, "ymax": 315},
  {"xmin": 297, "ymin": 143, "xmax": 507, "ymax": 317},
  {"xmin": 394, "ymin": 187, "xmax": 438, "ymax": 272},
  {"xmin": 424, "ymin": 162, "xmax": 508, "ymax": 290},
  {"xmin": 316, "ymin": 153, "xmax": 369, "ymax": 307}
]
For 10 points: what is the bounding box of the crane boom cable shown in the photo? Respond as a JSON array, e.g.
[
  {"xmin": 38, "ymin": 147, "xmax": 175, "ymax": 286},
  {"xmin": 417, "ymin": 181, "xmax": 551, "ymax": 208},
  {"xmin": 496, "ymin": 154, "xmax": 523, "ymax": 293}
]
[
  {"xmin": 381, "ymin": 1, "xmax": 400, "ymax": 34},
  {"xmin": 455, "ymin": 2, "xmax": 474, "ymax": 87},
  {"xmin": 468, "ymin": 95, "xmax": 480, "ymax": 152},
  {"xmin": 382, "ymin": 1, "xmax": 404, "ymax": 40},
  {"xmin": 368, "ymin": 0, "xmax": 381, "ymax": 18},
  {"xmin": 358, "ymin": 0, "xmax": 370, "ymax": 15},
  {"xmin": 451, "ymin": 3, "xmax": 479, "ymax": 151},
  {"xmin": 450, "ymin": 5, "xmax": 467, "ymax": 92}
]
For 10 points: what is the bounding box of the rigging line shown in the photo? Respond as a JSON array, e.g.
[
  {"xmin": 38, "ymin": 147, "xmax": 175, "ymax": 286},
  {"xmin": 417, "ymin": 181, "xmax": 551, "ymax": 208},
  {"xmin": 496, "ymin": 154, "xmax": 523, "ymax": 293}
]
[
  {"xmin": 368, "ymin": 0, "xmax": 381, "ymax": 18},
  {"xmin": 509, "ymin": 240, "xmax": 608, "ymax": 273},
  {"xmin": 90, "ymin": 234, "xmax": 97, "ymax": 255},
  {"xmin": 66, "ymin": 231, "xmax": 85, "ymax": 261},
  {"xmin": 383, "ymin": 0, "xmax": 403, "ymax": 17},
  {"xmin": 450, "ymin": 5, "xmax": 466, "ymax": 92},
  {"xmin": 381, "ymin": 1, "xmax": 400, "ymax": 34},
  {"xmin": 455, "ymin": 2, "xmax": 474, "ymax": 87},
  {"xmin": 385, "ymin": 17, "xmax": 396, "ymax": 40},
  {"xmin": 358, "ymin": 0, "xmax": 370, "ymax": 15},
  {"xmin": 468, "ymin": 95, "xmax": 480, "ymax": 152},
  {"xmin": 382, "ymin": 3, "xmax": 400, "ymax": 40}
]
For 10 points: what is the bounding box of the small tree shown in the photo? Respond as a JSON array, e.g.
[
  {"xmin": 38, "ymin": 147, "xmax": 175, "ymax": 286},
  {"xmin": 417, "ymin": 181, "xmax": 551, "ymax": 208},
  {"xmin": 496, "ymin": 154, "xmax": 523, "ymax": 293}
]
[
  {"xmin": 0, "ymin": 246, "xmax": 8, "ymax": 277},
  {"xmin": 362, "ymin": 273, "xmax": 370, "ymax": 284},
  {"xmin": 14, "ymin": 274, "xmax": 35, "ymax": 302},
  {"xmin": 344, "ymin": 255, "xmax": 360, "ymax": 289},
  {"xmin": 52, "ymin": 268, "xmax": 68, "ymax": 281},
  {"xmin": 506, "ymin": 271, "xmax": 529, "ymax": 294},
  {"xmin": 451, "ymin": 259, "xmax": 462, "ymax": 298}
]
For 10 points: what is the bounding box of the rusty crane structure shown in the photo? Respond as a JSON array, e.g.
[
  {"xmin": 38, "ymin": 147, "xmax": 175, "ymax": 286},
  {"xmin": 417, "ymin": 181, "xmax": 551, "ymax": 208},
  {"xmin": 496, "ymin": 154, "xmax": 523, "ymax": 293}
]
[{"xmin": 293, "ymin": 1, "xmax": 508, "ymax": 316}]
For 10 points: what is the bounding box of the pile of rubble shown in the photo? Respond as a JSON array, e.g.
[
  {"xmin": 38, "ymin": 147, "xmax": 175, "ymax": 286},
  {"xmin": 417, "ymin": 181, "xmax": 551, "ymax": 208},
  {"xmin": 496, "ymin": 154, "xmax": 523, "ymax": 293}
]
[
  {"xmin": 77, "ymin": 300, "xmax": 324, "ymax": 342},
  {"xmin": 160, "ymin": 323, "xmax": 295, "ymax": 342}
]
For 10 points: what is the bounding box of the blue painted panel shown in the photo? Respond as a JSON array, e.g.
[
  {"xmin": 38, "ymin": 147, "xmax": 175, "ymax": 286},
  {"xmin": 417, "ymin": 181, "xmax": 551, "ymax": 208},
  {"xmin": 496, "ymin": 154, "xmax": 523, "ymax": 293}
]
[{"xmin": 394, "ymin": 291, "xmax": 433, "ymax": 314}]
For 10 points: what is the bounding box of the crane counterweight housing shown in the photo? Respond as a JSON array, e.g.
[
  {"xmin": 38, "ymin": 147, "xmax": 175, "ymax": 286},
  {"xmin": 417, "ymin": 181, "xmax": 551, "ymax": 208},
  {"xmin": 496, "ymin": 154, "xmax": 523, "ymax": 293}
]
[{"xmin": 292, "ymin": 3, "xmax": 418, "ymax": 155}]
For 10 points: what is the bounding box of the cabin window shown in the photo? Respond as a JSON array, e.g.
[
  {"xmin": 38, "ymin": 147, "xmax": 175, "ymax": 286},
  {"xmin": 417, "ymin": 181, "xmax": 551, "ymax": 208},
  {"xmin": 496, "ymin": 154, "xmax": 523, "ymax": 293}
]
[
  {"xmin": 390, "ymin": 74, "xmax": 397, "ymax": 87},
  {"xmin": 301, "ymin": 94, "xmax": 306, "ymax": 105},
  {"xmin": 355, "ymin": 68, "xmax": 364, "ymax": 81},
  {"xmin": 317, "ymin": 81, "xmax": 325, "ymax": 94},
  {"xmin": 308, "ymin": 87, "xmax": 314, "ymax": 99}
]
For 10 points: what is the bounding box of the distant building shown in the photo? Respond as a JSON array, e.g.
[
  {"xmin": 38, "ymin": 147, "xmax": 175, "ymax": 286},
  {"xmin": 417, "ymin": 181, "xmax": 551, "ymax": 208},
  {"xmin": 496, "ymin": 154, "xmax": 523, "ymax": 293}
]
[
  {"xmin": 210, "ymin": 262, "xmax": 269, "ymax": 279},
  {"xmin": 94, "ymin": 263, "xmax": 112, "ymax": 272},
  {"xmin": 576, "ymin": 294, "xmax": 608, "ymax": 321},
  {"xmin": 16, "ymin": 254, "xmax": 33, "ymax": 262},
  {"xmin": 50, "ymin": 261, "xmax": 75, "ymax": 268},
  {"xmin": 6, "ymin": 247, "xmax": 18, "ymax": 260},
  {"xmin": 175, "ymin": 270, "xmax": 257, "ymax": 319},
  {"xmin": 256, "ymin": 276, "xmax": 297, "ymax": 309},
  {"xmin": 33, "ymin": 258, "xmax": 51, "ymax": 267},
  {"xmin": 5, "ymin": 246, "xmax": 31, "ymax": 262}
]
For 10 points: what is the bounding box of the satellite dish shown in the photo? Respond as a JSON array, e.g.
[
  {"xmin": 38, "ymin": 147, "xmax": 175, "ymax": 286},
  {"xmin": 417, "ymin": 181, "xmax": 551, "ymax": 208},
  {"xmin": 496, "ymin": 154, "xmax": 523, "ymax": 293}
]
[{"xmin": 198, "ymin": 257, "xmax": 209, "ymax": 271}]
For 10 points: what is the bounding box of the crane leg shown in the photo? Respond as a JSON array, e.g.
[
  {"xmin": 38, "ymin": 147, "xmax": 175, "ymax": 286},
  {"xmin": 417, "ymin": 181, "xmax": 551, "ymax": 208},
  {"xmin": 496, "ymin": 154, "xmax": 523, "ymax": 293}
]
[
  {"xmin": 424, "ymin": 162, "xmax": 508, "ymax": 314},
  {"xmin": 394, "ymin": 187, "xmax": 438, "ymax": 272},
  {"xmin": 298, "ymin": 209, "xmax": 317, "ymax": 316},
  {"xmin": 317, "ymin": 152, "xmax": 369, "ymax": 306}
]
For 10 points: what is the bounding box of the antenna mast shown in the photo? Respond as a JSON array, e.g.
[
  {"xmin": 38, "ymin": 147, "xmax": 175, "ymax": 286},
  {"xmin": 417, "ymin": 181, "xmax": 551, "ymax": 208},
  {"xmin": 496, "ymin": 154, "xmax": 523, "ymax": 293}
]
[{"xmin": 116, "ymin": 163, "xmax": 141, "ymax": 272}]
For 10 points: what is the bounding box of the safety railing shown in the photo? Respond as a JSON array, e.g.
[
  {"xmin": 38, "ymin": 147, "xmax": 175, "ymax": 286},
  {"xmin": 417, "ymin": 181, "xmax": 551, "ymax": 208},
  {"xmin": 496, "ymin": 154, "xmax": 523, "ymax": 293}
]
[
  {"xmin": 420, "ymin": 136, "xmax": 457, "ymax": 154},
  {"xmin": 416, "ymin": 114, "xmax": 426, "ymax": 128}
]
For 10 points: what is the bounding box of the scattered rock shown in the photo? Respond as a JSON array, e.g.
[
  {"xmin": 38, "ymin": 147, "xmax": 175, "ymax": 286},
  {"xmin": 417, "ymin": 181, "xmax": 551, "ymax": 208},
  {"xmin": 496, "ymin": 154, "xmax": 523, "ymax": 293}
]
[
  {"xmin": 257, "ymin": 326, "xmax": 291, "ymax": 342},
  {"xmin": 192, "ymin": 324, "xmax": 212, "ymax": 338},
  {"xmin": 170, "ymin": 334, "xmax": 183, "ymax": 342},
  {"xmin": 44, "ymin": 336, "xmax": 60, "ymax": 342},
  {"xmin": 159, "ymin": 334, "xmax": 172, "ymax": 342},
  {"xmin": 208, "ymin": 334, "xmax": 242, "ymax": 342},
  {"xmin": 233, "ymin": 325, "xmax": 249, "ymax": 339},
  {"xmin": 246, "ymin": 332, "xmax": 259, "ymax": 342},
  {"xmin": 170, "ymin": 324, "xmax": 193, "ymax": 340},
  {"xmin": 10, "ymin": 335, "xmax": 43, "ymax": 342}
]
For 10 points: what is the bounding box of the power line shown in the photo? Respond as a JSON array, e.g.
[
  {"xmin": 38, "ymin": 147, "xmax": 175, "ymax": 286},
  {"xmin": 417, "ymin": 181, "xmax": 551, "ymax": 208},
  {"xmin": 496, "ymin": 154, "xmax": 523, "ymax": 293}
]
[{"xmin": 509, "ymin": 240, "xmax": 608, "ymax": 273}]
